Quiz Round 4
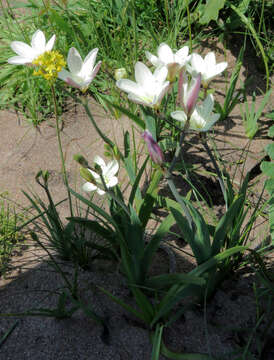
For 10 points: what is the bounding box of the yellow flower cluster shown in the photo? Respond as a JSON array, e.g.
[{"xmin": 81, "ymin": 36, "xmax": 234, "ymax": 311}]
[{"xmin": 32, "ymin": 50, "xmax": 66, "ymax": 82}]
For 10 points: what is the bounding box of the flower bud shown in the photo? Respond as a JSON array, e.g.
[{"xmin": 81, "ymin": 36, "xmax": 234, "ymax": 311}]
[
  {"xmin": 114, "ymin": 68, "xmax": 127, "ymax": 81},
  {"xmin": 142, "ymin": 130, "xmax": 164, "ymax": 166},
  {"xmin": 73, "ymin": 154, "xmax": 89, "ymax": 168},
  {"xmin": 186, "ymin": 73, "xmax": 201, "ymax": 116},
  {"xmin": 80, "ymin": 167, "xmax": 96, "ymax": 184}
]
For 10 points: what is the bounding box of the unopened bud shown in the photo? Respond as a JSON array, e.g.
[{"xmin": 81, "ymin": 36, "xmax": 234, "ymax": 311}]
[
  {"xmin": 74, "ymin": 154, "xmax": 89, "ymax": 168},
  {"xmin": 80, "ymin": 167, "xmax": 96, "ymax": 184},
  {"xmin": 142, "ymin": 130, "xmax": 164, "ymax": 166},
  {"xmin": 94, "ymin": 163, "xmax": 103, "ymax": 175},
  {"xmin": 114, "ymin": 68, "xmax": 127, "ymax": 81}
]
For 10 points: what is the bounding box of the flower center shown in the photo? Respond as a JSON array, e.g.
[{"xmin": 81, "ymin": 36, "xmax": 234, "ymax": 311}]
[{"xmin": 32, "ymin": 51, "xmax": 66, "ymax": 82}]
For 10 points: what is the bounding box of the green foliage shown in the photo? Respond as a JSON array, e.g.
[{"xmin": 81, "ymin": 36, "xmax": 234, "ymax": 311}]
[
  {"xmin": 261, "ymin": 124, "xmax": 274, "ymax": 242},
  {"xmin": 0, "ymin": 197, "xmax": 25, "ymax": 274},
  {"xmin": 199, "ymin": 0, "xmax": 225, "ymax": 25},
  {"xmin": 242, "ymin": 89, "xmax": 272, "ymax": 139}
]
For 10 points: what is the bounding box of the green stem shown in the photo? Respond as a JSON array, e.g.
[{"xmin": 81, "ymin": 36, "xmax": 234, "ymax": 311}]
[
  {"xmin": 166, "ymin": 119, "xmax": 193, "ymax": 227},
  {"xmin": 186, "ymin": 0, "xmax": 192, "ymax": 53},
  {"xmin": 81, "ymin": 97, "xmax": 123, "ymax": 159},
  {"xmin": 50, "ymin": 84, "xmax": 73, "ymax": 216}
]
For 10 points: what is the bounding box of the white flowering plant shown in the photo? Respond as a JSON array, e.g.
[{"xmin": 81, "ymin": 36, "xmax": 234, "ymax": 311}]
[{"xmin": 3, "ymin": 3, "xmax": 271, "ymax": 356}]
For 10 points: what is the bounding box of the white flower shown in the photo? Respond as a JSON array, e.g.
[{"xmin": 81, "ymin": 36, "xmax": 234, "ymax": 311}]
[
  {"xmin": 146, "ymin": 43, "xmax": 190, "ymax": 82},
  {"xmin": 58, "ymin": 47, "xmax": 101, "ymax": 91},
  {"xmin": 7, "ymin": 29, "xmax": 56, "ymax": 65},
  {"xmin": 82, "ymin": 156, "xmax": 119, "ymax": 195},
  {"xmin": 146, "ymin": 42, "xmax": 190, "ymax": 68},
  {"xmin": 186, "ymin": 52, "xmax": 227, "ymax": 86},
  {"xmin": 116, "ymin": 61, "xmax": 169, "ymax": 108},
  {"xmin": 171, "ymin": 94, "xmax": 220, "ymax": 132}
]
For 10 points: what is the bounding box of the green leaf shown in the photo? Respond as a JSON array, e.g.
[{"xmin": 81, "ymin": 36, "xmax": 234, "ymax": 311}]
[
  {"xmin": 268, "ymin": 125, "xmax": 274, "ymax": 137},
  {"xmin": 138, "ymin": 169, "xmax": 162, "ymax": 228},
  {"xmin": 141, "ymin": 214, "xmax": 175, "ymax": 277},
  {"xmin": 266, "ymin": 143, "xmax": 274, "ymax": 160},
  {"xmin": 103, "ymin": 97, "xmax": 145, "ymax": 129},
  {"xmin": 128, "ymin": 156, "xmax": 149, "ymax": 205},
  {"xmin": 145, "ymin": 273, "xmax": 205, "ymax": 290},
  {"xmin": 124, "ymin": 131, "xmax": 130, "ymax": 158},
  {"xmin": 151, "ymin": 324, "xmax": 164, "ymax": 360},
  {"xmin": 199, "ymin": 0, "xmax": 225, "ymax": 25},
  {"xmin": 261, "ymin": 161, "xmax": 274, "ymax": 178},
  {"xmin": 211, "ymin": 196, "xmax": 243, "ymax": 255},
  {"xmin": 97, "ymin": 286, "xmax": 146, "ymax": 322},
  {"xmin": 160, "ymin": 340, "xmax": 214, "ymax": 359}
]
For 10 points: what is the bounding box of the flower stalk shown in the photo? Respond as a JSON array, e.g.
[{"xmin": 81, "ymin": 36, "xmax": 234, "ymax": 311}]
[{"xmin": 50, "ymin": 84, "xmax": 73, "ymax": 216}]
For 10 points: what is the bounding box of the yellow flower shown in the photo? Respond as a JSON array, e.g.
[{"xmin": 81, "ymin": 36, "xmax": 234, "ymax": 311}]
[{"xmin": 32, "ymin": 50, "xmax": 66, "ymax": 82}]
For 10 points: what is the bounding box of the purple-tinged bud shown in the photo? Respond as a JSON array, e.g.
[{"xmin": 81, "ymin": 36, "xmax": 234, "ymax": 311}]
[
  {"xmin": 142, "ymin": 130, "xmax": 164, "ymax": 165},
  {"xmin": 186, "ymin": 73, "xmax": 201, "ymax": 116},
  {"xmin": 179, "ymin": 72, "xmax": 201, "ymax": 117}
]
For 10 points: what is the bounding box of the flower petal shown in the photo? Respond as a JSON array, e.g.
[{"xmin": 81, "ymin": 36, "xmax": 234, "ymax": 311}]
[
  {"xmin": 106, "ymin": 176, "xmax": 118, "ymax": 188},
  {"xmin": 7, "ymin": 55, "xmax": 32, "ymax": 64},
  {"xmin": 83, "ymin": 182, "xmax": 97, "ymax": 192},
  {"xmin": 104, "ymin": 160, "xmax": 119, "ymax": 177},
  {"xmin": 171, "ymin": 110, "xmax": 187, "ymax": 123},
  {"xmin": 153, "ymin": 66, "xmax": 168, "ymax": 83},
  {"xmin": 31, "ymin": 30, "xmax": 46, "ymax": 52},
  {"xmin": 157, "ymin": 43, "xmax": 174, "ymax": 64},
  {"xmin": 145, "ymin": 51, "xmax": 161, "ymax": 67},
  {"xmin": 45, "ymin": 34, "xmax": 56, "ymax": 51},
  {"xmin": 10, "ymin": 41, "xmax": 36, "ymax": 58},
  {"xmin": 116, "ymin": 79, "xmax": 144, "ymax": 97},
  {"xmin": 189, "ymin": 53, "xmax": 205, "ymax": 75},
  {"xmin": 96, "ymin": 188, "xmax": 106, "ymax": 195},
  {"xmin": 135, "ymin": 62, "xmax": 153, "ymax": 87},
  {"xmin": 81, "ymin": 48, "xmax": 98, "ymax": 76},
  {"xmin": 94, "ymin": 155, "xmax": 106, "ymax": 169},
  {"xmin": 67, "ymin": 47, "xmax": 83, "ymax": 74},
  {"xmin": 204, "ymin": 52, "xmax": 216, "ymax": 67},
  {"xmin": 176, "ymin": 46, "xmax": 189, "ymax": 61}
]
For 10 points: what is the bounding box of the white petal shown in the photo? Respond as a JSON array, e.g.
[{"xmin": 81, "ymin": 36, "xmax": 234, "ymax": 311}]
[
  {"xmin": 88, "ymin": 169, "xmax": 100, "ymax": 180},
  {"xmin": 31, "ymin": 30, "xmax": 46, "ymax": 51},
  {"xmin": 145, "ymin": 51, "xmax": 161, "ymax": 67},
  {"xmin": 203, "ymin": 94, "xmax": 214, "ymax": 116},
  {"xmin": 204, "ymin": 52, "xmax": 216, "ymax": 66},
  {"xmin": 176, "ymin": 46, "xmax": 189, "ymax": 60},
  {"xmin": 67, "ymin": 47, "xmax": 83, "ymax": 74},
  {"xmin": 190, "ymin": 53, "xmax": 205, "ymax": 75},
  {"xmin": 81, "ymin": 48, "xmax": 98, "ymax": 76},
  {"xmin": 116, "ymin": 79, "xmax": 144, "ymax": 97},
  {"xmin": 201, "ymin": 114, "xmax": 220, "ymax": 132},
  {"xmin": 158, "ymin": 43, "xmax": 174, "ymax": 64},
  {"xmin": 10, "ymin": 41, "xmax": 36, "ymax": 58},
  {"xmin": 106, "ymin": 176, "xmax": 118, "ymax": 188},
  {"xmin": 127, "ymin": 93, "xmax": 151, "ymax": 106},
  {"xmin": 87, "ymin": 61, "xmax": 101, "ymax": 83},
  {"xmin": 171, "ymin": 110, "xmax": 187, "ymax": 123},
  {"xmin": 57, "ymin": 69, "xmax": 72, "ymax": 81},
  {"xmin": 153, "ymin": 66, "xmax": 168, "ymax": 83},
  {"xmin": 7, "ymin": 55, "xmax": 32, "ymax": 64},
  {"xmin": 83, "ymin": 182, "xmax": 97, "ymax": 192},
  {"xmin": 96, "ymin": 188, "xmax": 106, "ymax": 195},
  {"xmin": 104, "ymin": 160, "xmax": 119, "ymax": 177},
  {"xmin": 45, "ymin": 34, "xmax": 56, "ymax": 51},
  {"xmin": 156, "ymin": 81, "xmax": 170, "ymax": 104},
  {"xmin": 94, "ymin": 155, "xmax": 106, "ymax": 169},
  {"xmin": 135, "ymin": 62, "xmax": 153, "ymax": 87},
  {"xmin": 208, "ymin": 62, "xmax": 227, "ymax": 79}
]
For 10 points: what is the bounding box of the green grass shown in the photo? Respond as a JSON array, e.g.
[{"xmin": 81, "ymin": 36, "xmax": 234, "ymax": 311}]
[{"xmin": 0, "ymin": 196, "xmax": 26, "ymax": 275}]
